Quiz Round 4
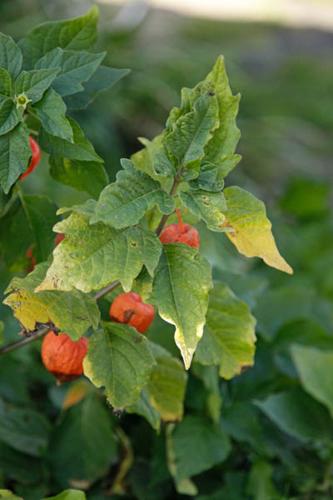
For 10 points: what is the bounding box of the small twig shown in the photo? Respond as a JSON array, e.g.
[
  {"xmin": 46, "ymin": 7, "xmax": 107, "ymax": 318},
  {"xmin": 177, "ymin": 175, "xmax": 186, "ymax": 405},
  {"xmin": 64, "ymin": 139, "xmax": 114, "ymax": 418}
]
[
  {"xmin": 0, "ymin": 280, "xmax": 121, "ymax": 355},
  {"xmin": 0, "ymin": 325, "xmax": 49, "ymax": 354}
]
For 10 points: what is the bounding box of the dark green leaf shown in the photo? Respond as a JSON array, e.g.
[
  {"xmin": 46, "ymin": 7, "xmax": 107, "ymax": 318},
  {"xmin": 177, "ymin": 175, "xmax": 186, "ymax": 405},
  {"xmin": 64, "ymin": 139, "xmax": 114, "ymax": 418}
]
[
  {"xmin": 256, "ymin": 388, "xmax": 333, "ymax": 443},
  {"xmin": 0, "ymin": 124, "xmax": 30, "ymax": 193},
  {"xmin": 39, "ymin": 117, "xmax": 103, "ymax": 163},
  {"xmin": 49, "ymin": 396, "xmax": 117, "ymax": 487},
  {"xmin": 0, "ymin": 33, "xmax": 22, "ymax": 78},
  {"xmin": 15, "ymin": 68, "xmax": 59, "ymax": 104},
  {"xmin": 33, "ymin": 88, "xmax": 73, "ymax": 141},
  {"xmin": 19, "ymin": 7, "xmax": 99, "ymax": 67},
  {"xmin": 0, "ymin": 399, "xmax": 50, "ymax": 457},
  {"xmin": 35, "ymin": 48, "xmax": 106, "ymax": 97},
  {"xmin": 66, "ymin": 66, "xmax": 130, "ymax": 110},
  {"xmin": 167, "ymin": 416, "xmax": 230, "ymax": 495},
  {"xmin": 0, "ymin": 97, "xmax": 20, "ymax": 136},
  {"xmin": 0, "ymin": 68, "xmax": 13, "ymax": 96}
]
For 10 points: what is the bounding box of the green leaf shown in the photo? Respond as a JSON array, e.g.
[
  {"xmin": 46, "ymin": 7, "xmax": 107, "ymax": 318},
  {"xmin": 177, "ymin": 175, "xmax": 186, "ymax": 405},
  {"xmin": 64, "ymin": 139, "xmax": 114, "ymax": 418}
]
[
  {"xmin": 49, "ymin": 156, "xmax": 108, "ymax": 198},
  {"xmin": 19, "ymin": 194, "xmax": 58, "ymax": 261},
  {"xmin": 246, "ymin": 461, "xmax": 281, "ymax": 500},
  {"xmin": 128, "ymin": 389, "xmax": 161, "ymax": 432},
  {"xmin": 291, "ymin": 345, "xmax": 333, "ymax": 417},
  {"xmin": 0, "ymin": 490, "xmax": 23, "ymax": 499},
  {"xmin": 15, "ymin": 68, "xmax": 60, "ymax": 104},
  {"xmin": 33, "ymin": 88, "xmax": 73, "ymax": 141},
  {"xmin": 165, "ymin": 94, "xmax": 219, "ymax": 177},
  {"xmin": 19, "ymin": 6, "xmax": 99, "ymax": 67},
  {"xmin": 35, "ymin": 48, "xmax": 106, "ymax": 97},
  {"xmin": 66, "ymin": 66, "xmax": 130, "ymax": 110},
  {"xmin": 0, "ymin": 33, "xmax": 22, "ymax": 78},
  {"xmin": 0, "ymin": 399, "xmax": 50, "ymax": 457},
  {"xmin": 49, "ymin": 395, "xmax": 117, "ymax": 487},
  {"xmin": 179, "ymin": 189, "xmax": 226, "ymax": 231},
  {"xmin": 152, "ymin": 244, "xmax": 212, "ymax": 369},
  {"xmin": 195, "ymin": 283, "xmax": 256, "ymax": 379},
  {"xmin": 0, "ymin": 97, "xmax": 20, "ymax": 136},
  {"xmin": 4, "ymin": 263, "xmax": 100, "ymax": 339},
  {"xmin": 39, "ymin": 116, "xmax": 103, "ymax": 163},
  {"xmin": 91, "ymin": 160, "xmax": 174, "ymax": 228},
  {"xmin": 147, "ymin": 343, "xmax": 188, "ymax": 421},
  {"xmin": 0, "ymin": 68, "xmax": 13, "ymax": 96},
  {"xmin": 201, "ymin": 57, "xmax": 240, "ymax": 174},
  {"xmin": 44, "ymin": 491, "xmax": 86, "ymax": 500},
  {"xmin": 224, "ymin": 186, "xmax": 293, "ymax": 274},
  {"xmin": 256, "ymin": 388, "xmax": 333, "ymax": 443},
  {"xmin": 37, "ymin": 213, "xmax": 162, "ymax": 293},
  {"xmin": 83, "ymin": 323, "xmax": 155, "ymax": 409},
  {"xmin": 166, "ymin": 416, "xmax": 230, "ymax": 495},
  {"xmin": 0, "ymin": 124, "xmax": 30, "ymax": 193},
  {"xmin": 38, "ymin": 213, "xmax": 161, "ymax": 292}
]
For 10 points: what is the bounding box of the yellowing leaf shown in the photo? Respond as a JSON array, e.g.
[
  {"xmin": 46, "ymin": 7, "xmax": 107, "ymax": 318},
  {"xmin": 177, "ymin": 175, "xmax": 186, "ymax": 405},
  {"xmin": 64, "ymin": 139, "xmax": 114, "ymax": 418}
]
[
  {"xmin": 4, "ymin": 263, "xmax": 99, "ymax": 339},
  {"xmin": 224, "ymin": 186, "xmax": 293, "ymax": 274},
  {"xmin": 62, "ymin": 380, "xmax": 92, "ymax": 410}
]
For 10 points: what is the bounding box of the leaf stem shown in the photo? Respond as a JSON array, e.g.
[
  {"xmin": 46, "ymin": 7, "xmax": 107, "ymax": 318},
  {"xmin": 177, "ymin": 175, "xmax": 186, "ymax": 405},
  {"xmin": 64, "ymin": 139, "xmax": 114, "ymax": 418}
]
[{"xmin": 0, "ymin": 280, "xmax": 121, "ymax": 355}]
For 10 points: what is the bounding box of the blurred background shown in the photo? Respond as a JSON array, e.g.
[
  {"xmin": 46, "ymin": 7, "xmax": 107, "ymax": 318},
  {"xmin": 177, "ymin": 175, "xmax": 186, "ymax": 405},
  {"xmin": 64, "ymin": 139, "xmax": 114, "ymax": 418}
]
[{"xmin": 1, "ymin": 1, "xmax": 333, "ymax": 498}]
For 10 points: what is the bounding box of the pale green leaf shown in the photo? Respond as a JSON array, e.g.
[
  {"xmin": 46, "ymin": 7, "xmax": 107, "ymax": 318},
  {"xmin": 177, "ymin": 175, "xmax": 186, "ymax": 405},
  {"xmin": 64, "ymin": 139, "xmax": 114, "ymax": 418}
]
[
  {"xmin": 167, "ymin": 416, "xmax": 230, "ymax": 495},
  {"xmin": 49, "ymin": 156, "xmax": 108, "ymax": 198},
  {"xmin": 35, "ymin": 48, "xmax": 106, "ymax": 97},
  {"xmin": 201, "ymin": 56, "xmax": 241, "ymax": 177},
  {"xmin": 152, "ymin": 244, "xmax": 212, "ymax": 369},
  {"xmin": 292, "ymin": 345, "xmax": 333, "ymax": 417},
  {"xmin": 44, "ymin": 490, "xmax": 86, "ymax": 500},
  {"xmin": 15, "ymin": 68, "xmax": 60, "ymax": 104},
  {"xmin": 0, "ymin": 98, "xmax": 20, "ymax": 136},
  {"xmin": 0, "ymin": 33, "xmax": 22, "ymax": 78},
  {"xmin": 0, "ymin": 124, "xmax": 30, "ymax": 193},
  {"xmin": 33, "ymin": 88, "xmax": 73, "ymax": 141},
  {"xmin": 0, "ymin": 490, "xmax": 23, "ymax": 500},
  {"xmin": 195, "ymin": 283, "xmax": 256, "ymax": 379},
  {"xmin": 4, "ymin": 263, "xmax": 100, "ymax": 339},
  {"xmin": 224, "ymin": 186, "xmax": 293, "ymax": 274},
  {"xmin": 83, "ymin": 323, "xmax": 155, "ymax": 409},
  {"xmin": 165, "ymin": 94, "xmax": 219, "ymax": 177},
  {"xmin": 91, "ymin": 160, "xmax": 174, "ymax": 228},
  {"xmin": 37, "ymin": 213, "xmax": 162, "ymax": 293},
  {"xmin": 180, "ymin": 189, "xmax": 226, "ymax": 231},
  {"xmin": 131, "ymin": 134, "xmax": 175, "ymax": 183},
  {"xmin": 20, "ymin": 6, "xmax": 99, "ymax": 66},
  {"xmin": 39, "ymin": 116, "xmax": 103, "ymax": 163}
]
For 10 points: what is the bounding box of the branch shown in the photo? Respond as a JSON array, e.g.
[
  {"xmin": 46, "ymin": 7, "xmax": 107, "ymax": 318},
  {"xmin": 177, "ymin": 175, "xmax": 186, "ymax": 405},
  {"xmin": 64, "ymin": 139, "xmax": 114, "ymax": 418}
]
[{"xmin": 0, "ymin": 279, "xmax": 121, "ymax": 355}]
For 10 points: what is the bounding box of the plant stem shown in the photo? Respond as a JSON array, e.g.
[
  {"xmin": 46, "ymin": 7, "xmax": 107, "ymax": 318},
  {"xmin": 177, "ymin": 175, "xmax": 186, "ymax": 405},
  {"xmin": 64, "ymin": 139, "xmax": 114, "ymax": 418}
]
[
  {"xmin": 0, "ymin": 280, "xmax": 121, "ymax": 355},
  {"xmin": 155, "ymin": 174, "xmax": 181, "ymax": 235}
]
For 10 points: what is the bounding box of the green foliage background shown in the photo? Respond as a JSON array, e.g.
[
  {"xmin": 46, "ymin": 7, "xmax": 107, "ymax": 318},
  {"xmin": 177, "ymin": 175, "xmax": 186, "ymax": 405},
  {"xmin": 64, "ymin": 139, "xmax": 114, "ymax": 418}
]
[{"xmin": 0, "ymin": 1, "xmax": 333, "ymax": 499}]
